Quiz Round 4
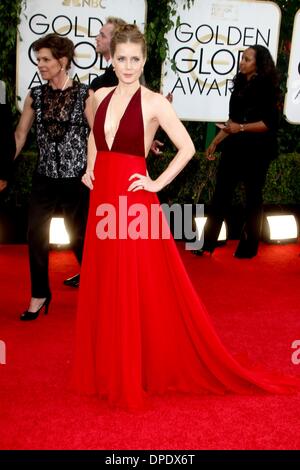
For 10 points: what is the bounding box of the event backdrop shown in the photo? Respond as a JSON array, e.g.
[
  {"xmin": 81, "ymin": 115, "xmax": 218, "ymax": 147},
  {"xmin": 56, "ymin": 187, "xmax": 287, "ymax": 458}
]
[
  {"xmin": 161, "ymin": 0, "xmax": 281, "ymax": 122},
  {"xmin": 284, "ymin": 8, "xmax": 300, "ymax": 124},
  {"xmin": 16, "ymin": 0, "xmax": 147, "ymax": 110},
  {"xmin": 16, "ymin": 0, "xmax": 299, "ymax": 126}
]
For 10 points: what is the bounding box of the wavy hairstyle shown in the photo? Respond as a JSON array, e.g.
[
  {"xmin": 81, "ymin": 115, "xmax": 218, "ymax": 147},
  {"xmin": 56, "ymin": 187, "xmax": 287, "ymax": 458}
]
[
  {"xmin": 32, "ymin": 33, "xmax": 74, "ymax": 70},
  {"xmin": 110, "ymin": 24, "xmax": 147, "ymax": 58},
  {"xmin": 233, "ymin": 45, "xmax": 280, "ymax": 94}
]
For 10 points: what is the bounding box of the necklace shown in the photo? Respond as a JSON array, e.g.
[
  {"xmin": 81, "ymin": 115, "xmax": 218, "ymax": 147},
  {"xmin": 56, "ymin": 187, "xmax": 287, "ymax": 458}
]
[
  {"xmin": 50, "ymin": 75, "xmax": 70, "ymax": 91},
  {"xmin": 61, "ymin": 75, "xmax": 70, "ymax": 91}
]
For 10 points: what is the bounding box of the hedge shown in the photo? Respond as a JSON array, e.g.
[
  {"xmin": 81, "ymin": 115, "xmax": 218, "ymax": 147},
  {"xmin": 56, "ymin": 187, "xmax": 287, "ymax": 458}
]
[{"xmin": 4, "ymin": 151, "xmax": 300, "ymax": 209}]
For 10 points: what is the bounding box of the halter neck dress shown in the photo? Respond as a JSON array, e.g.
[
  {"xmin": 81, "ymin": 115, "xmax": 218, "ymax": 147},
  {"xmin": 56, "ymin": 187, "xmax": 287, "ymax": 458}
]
[{"xmin": 72, "ymin": 87, "xmax": 300, "ymax": 409}]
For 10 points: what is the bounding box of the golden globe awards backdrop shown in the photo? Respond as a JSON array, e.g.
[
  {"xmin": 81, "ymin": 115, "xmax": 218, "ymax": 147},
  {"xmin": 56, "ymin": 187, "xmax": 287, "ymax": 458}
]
[
  {"xmin": 16, "ymin": 0, "xmax": 147, "ymax": 110},
  {"xmin": 284, "ymin": 9, "xmax": 300, "ymax": 124},
  {"xmin": 161, "ymin": 0, "xmax": 281, "ymax": 122}
]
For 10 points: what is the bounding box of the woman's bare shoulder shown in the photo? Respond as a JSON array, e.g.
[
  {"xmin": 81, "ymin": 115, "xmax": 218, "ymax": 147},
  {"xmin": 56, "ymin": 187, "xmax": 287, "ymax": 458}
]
[
  {"xmin": 141, "ymin": 87, "xmax": 171, "ymax": 114},
  {"xmin": 94, "ymin": 86, "xmax": 115, "ymax": 104}
]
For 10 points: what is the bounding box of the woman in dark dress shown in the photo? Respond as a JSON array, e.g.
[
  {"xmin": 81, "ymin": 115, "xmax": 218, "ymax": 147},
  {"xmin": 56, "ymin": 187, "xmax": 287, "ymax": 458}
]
[
  {"xmin": 196, "ymin": 45, "xmax": 280, "ymax": 258},
  {"xmin": 14, "ymin": 34, "xmax": 93, "ymax": 320}
]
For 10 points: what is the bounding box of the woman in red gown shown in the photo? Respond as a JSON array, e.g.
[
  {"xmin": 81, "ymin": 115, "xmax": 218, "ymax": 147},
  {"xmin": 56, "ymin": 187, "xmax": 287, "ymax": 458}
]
[{"xmin": 72, "ymin": 24, "xmax": 300, "ymax": 409}]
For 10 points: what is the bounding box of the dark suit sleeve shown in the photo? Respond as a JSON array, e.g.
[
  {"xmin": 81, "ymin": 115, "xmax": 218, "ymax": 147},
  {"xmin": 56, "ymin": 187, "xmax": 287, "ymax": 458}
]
[
  {"xmin": 89, "ymin": 75, "xmax": 106, "ymax": 91},
  {"xmin": 89, "ymin": 65, "xmax": 119, "ymax": 91},
  {"xmin": 0, "ymin": 104, "xmax": 15, "ymax": 181}
]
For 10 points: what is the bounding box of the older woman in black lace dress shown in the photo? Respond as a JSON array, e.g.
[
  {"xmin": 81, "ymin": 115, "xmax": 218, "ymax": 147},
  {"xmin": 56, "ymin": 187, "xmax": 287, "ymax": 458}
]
[{"xmin": 15, "ymin": 33, "xmax": 93, "ymax": 320}]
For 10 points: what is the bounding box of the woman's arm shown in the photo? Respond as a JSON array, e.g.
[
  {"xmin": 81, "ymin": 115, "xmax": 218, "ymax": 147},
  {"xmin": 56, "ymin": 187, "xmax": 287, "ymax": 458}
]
[
  {"xmin": 82, "ymin": 91, "xmax": 103, "ymax": 190},
  {"xmin": 14, "ymin": 93, "xmax": 35, "ymax": 158},
  {"xmin": 84, "ymin": 89, "xmax": 95, "ymax": 129},
  {"xmin": 223, "ymin": 119, "xmax": 268, "ymax": 134},
  {"xmin": 205, "ymin": 119, "xmax": 268, "ymax": 160},
  {"xmin": 206, "ymin": 129, "xmax": 229, "ymax": 160},
  {"xmin": 82, "ymin": 130, "xmax": 97, "ymax": 190},
  {"xmin": 129, "ymin": 93, "xmax": 195, "ymax": 193}
]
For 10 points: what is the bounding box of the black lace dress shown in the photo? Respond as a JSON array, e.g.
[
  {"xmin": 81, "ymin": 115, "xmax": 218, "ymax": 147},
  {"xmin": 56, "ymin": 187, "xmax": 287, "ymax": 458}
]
[
  {"xmin": 31, "ymin": 81, "xmax": 89, "ymax": 178},
  {"xmin": 27, "ymin": 81, "xmax": 90, "ymax": 299}
]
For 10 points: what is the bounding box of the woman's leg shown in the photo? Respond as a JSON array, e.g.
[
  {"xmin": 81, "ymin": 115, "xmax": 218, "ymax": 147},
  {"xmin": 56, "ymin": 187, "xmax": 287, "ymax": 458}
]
[
  {"xmin": 235, "ymin": 158, "xmax": 270, "ymax": 258},
  {"xmin": 27, "ymin": 176, "xmax": 56, "ymax": 298},
  {"xmin": 59, "ymin": 178, "xmax": 89, "ymax": 265},
  {"xmin": 202, "ymin": 153, "xmax": 240, "ymax": 253}
]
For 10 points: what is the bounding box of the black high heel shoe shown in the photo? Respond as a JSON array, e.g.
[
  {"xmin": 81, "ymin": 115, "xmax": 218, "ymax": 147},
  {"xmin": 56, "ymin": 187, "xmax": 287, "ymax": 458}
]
[
  {"xmin": 20, "ymin": 295, "xmax": 52, "ymax": 321},
  {"xmin": 192, "ymin": 249, "xmax": 212, "ymax": 257}
]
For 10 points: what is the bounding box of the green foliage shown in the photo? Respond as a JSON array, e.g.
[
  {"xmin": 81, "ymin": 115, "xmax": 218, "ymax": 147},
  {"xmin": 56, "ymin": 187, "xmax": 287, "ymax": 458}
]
[
  {"xmin": 7, "ymin": 151, "xmax": 300, "ymax": 208},
  {"xmin": 272, "ymin": 0, "xmax": 300, "ymax": 154},
  {"xmin": 263, "ymin": 154, "xmax": 300, "ymax": 204},
  {"xmin": 0, "ymin": 0, "xmax": 23, "ymax": 113},
  {"xmin": 145, "ymin": 0, "xmax": 194, "ymax": 90},
  {"xmin": 147, "ymin": 152, "xmax": 300, "ymax": 206},
  {"xmin": 3, "ymin": 151, "xmax": 38, "ymax": 207},
  {"xmin": 2, "ymin": 0, "xmax": 300, "ymax": 209},
  {"xmin": 144, "ymin": 0, "xmax": 179, "ymax": 91},
  {"xmin": 1, "ymin": 0, "xmax": 300, "ymax": 153}
]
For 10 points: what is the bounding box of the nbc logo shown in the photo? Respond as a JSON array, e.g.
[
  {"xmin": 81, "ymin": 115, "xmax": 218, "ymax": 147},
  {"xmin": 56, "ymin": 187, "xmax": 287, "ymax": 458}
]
[{"xmin": 62, "ymin": 0, "xmax": 105, "ymax": 7}]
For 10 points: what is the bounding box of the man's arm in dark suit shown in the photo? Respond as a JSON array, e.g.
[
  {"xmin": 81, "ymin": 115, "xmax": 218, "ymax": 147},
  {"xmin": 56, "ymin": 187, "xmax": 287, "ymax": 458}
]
[{"xmin": 89, "ymin": 65, "xmax": 119, "ymax": 91}]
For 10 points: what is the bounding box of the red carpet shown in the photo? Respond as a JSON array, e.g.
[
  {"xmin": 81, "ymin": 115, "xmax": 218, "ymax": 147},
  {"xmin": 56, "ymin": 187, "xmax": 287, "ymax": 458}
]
[{"xmin": 0, "ymin": 241, "xmax": 300, "ymax": 450}]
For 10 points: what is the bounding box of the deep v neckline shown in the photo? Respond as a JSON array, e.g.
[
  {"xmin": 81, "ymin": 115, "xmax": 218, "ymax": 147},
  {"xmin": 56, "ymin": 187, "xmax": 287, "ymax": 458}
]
[{"xmin": 103, "ymin": 86, "xmax": 141, "ymax": 152}]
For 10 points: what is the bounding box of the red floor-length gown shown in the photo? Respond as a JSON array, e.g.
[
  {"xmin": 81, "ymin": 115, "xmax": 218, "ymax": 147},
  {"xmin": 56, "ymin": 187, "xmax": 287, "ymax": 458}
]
[{"xmin": 72, "ymin": 87, "xmax": 300, "ymax": 409}]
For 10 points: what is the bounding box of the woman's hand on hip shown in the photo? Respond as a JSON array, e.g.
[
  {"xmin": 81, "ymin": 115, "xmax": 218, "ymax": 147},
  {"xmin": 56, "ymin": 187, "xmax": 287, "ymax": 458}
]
[{"xmin": 128, "ymin": 173, "xmax": 161, "ymax": 193}]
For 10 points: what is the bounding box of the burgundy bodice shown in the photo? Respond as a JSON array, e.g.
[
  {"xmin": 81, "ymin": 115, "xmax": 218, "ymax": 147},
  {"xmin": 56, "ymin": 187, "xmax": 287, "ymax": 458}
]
[{"xmin": 93, "ymin": 87, "xmax": 145, "ymax": 158}]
